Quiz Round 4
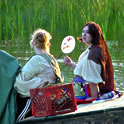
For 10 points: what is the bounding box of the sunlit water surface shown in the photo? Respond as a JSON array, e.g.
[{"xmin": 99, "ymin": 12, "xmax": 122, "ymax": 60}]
[{"xmin": 1, "ymin": 40, "xmax": 124, "ymax": 92}]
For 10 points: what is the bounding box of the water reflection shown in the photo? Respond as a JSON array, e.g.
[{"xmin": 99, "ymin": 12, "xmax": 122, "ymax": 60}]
[{"xmin": 113, "ymin": 60, "xmax": 124, "ymax": 91}]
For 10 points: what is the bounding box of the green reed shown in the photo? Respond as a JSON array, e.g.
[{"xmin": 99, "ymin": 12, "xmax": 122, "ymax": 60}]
[{"xmin": 0, "ymin": 0, "xmax": 124, "ymax": 62}]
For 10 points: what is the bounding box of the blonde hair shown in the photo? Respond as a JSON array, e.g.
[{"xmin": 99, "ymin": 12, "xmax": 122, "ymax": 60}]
[{"xmin": 30, "ymin": 29, "xmax": 52, "ymax": 51}]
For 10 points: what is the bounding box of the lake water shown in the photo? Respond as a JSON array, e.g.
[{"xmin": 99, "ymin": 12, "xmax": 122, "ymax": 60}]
[{"xmin": 0, "ymin": 40, "xmax": 124, "ymax": 92}]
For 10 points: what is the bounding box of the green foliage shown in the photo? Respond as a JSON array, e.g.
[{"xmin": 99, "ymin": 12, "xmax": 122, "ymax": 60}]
[{"xmin": 0, "ymin": 0, "xmax": 124, "ymax": 60}]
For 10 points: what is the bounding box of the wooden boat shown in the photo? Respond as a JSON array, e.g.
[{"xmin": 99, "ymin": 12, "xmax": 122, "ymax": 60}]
[{"xmin": 16, "ymin": 94, "xmax": 124, "ymax": 124}]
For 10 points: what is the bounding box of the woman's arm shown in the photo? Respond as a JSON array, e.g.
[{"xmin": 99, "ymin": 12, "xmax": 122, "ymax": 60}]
[{"xmin": 89, "ymin": 83, "xmax": 99, "ymax": 98}]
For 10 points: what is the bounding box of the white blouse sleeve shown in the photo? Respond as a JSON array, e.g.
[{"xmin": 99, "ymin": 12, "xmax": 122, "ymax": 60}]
[
  {"xmin": 14, "ymin": 55, "xmax": 52, "ymax": 96},
  {"xmin": 22, "ymin": 55, "xmax": 47, "ymax": 80}
]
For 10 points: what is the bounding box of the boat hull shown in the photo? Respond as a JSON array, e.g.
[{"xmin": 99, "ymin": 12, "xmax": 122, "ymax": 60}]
[{"xmin": 16, "ymin": 94, "xmax": 124, "ymax": 124}]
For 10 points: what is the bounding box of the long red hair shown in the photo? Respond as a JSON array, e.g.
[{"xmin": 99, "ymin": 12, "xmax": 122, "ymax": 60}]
[{"xmin": 84, "ymin": 22, "xmax": 116, "ymax": 93}]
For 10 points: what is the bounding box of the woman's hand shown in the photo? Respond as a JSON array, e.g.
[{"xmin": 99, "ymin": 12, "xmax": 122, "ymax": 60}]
[
  {"xmin": 64, "ymin": 56, "xmax": 72, "ymax": 66},
  {"xmin": 64, "ymin": 56, "xmax": 76, "ymax": 69}
]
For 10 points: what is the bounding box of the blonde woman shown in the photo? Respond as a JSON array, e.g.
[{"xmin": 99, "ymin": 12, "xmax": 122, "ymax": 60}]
[{"xmin": 14, "ymin": 29, "xmax": 64, "ymax": 120}]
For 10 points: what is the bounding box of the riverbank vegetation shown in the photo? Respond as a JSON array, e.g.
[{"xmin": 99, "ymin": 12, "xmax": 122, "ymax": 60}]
[{"xmin": 0, "ymin": 0, "xmax": 124, "ymax": 62}]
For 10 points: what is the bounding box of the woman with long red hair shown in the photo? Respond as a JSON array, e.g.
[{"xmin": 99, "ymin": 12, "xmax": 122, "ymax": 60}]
[{"xmin": 64, "ymin": 22, "xmax": 116, "ymax": 99}]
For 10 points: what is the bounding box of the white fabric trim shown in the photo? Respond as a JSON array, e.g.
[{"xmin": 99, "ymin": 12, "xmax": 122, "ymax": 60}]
[{"xmin": 16, "ymin": 99, "xmax": 31, "ymax": 121}]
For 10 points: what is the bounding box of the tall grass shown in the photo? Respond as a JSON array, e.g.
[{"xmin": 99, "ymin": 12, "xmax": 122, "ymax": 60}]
[{"xmin": 0, "ymin": 0, "xmax": 124, "ymax": 62}]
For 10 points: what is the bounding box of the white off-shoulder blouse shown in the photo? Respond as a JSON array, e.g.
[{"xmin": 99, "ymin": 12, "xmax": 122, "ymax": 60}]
[{"xmin": 74, "ymin": 48, "xmax": 103, "ymax": 84}]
